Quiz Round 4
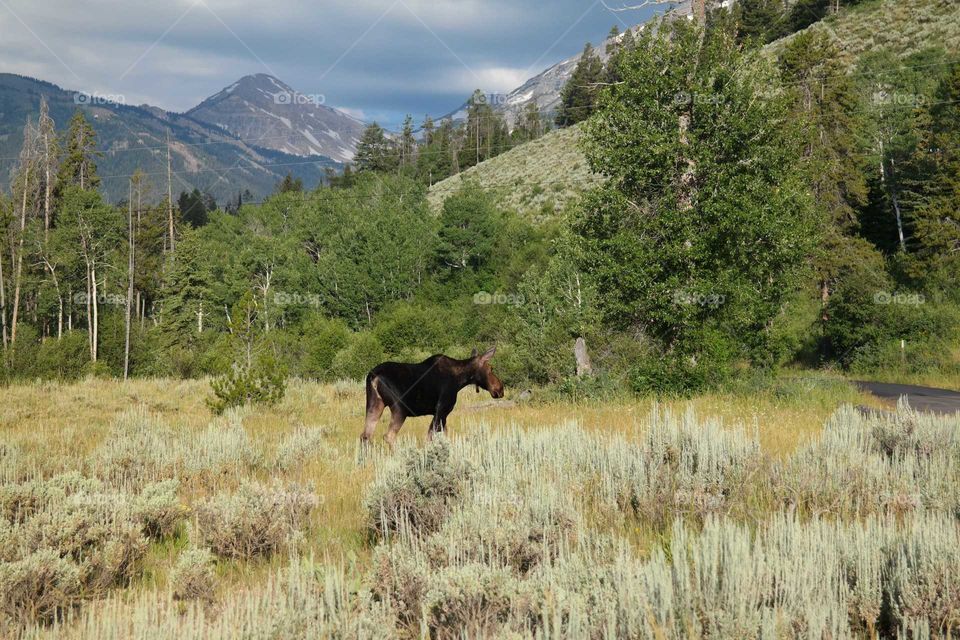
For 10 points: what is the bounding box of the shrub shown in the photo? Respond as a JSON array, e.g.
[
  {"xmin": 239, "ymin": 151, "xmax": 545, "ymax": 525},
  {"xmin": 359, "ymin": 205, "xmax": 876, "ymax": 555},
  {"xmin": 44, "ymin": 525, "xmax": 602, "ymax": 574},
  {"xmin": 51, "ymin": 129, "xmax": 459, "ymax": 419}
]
[
  {"xmin": 132, "ymin": 480, "xmax": 184, "ymax": 540},
  {"xmin": 887, "ymin": 518, "xmax": 960, "ymax": 633},
  {"xmin": 776, "ymin": 404, "xmax": 960, "ymax": 517},
  {"xmin": 331, "ymin": 332, "xmax": 385, "ymax": 381},
  {"xmin": 425, "ymin": 496, "xmax": 579, "ymax": 576},
  {"xmin": 364, "ymin": 438, "xmax": 472, "ymax": 540},
  {"xmin": 91, "ymin": 410, "xmax": 178, "ymax": 485},
  {"xmin": 170, "ymin": 547, "xmax": 216, "ymax": 604},
  {"xmin": 301, "ymin": 315, "xmax": 350, "ymax": 380},
  {"xmin": 92, "ymin": 409, "xmax": 263, "ymax": 486},
  {"xmin": 207, "ymin": 356, "xmax": 286, "ymax": 415},
  {"xmin": 0, "ymin": 549, "xmax": 81, "ymax": 625},
  {"xmin": 371, "ymin": 544, "xmax": 431, "ymax": 629},
  {"xmin": 33, "ymin": 331, "xmax": 90, "ymax": 381},
  {"xmin": 422, "ymin": 564, "xmax": 520, "ymax": 640},
  {"xmin": 373, "ymin": 302, "xmax": 448, "ymax": 356},
  {"xmin": 274, "ymin": 427, "xmax": 335, "ymax": 471},
  {"xmin": 194, "ymin": 482, "xmax": 319, "ymax": 560}
]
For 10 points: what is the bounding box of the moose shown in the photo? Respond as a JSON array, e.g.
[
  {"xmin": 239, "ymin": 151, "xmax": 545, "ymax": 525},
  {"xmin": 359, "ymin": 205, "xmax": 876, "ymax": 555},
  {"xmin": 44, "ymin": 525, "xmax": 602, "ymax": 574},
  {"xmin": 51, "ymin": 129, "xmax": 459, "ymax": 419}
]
[{"xmin": 361, "ymin": 347, "xmax": 504, "ymax": 447}]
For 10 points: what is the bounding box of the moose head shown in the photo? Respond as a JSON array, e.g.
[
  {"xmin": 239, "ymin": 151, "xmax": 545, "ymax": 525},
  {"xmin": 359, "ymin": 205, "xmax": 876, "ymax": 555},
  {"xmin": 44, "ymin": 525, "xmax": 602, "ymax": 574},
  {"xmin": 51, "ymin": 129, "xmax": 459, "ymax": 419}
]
[{"xmin": 470, "ymin": 347, "xmax": 504, "ymax": 399}]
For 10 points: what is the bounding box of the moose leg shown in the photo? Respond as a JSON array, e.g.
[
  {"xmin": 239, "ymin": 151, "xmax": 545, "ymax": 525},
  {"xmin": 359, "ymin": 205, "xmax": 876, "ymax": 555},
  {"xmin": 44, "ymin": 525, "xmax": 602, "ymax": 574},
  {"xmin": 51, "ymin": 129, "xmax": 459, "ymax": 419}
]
[
  {"xmin": 361, "ymin": 377, "xmax": 386, "ymax": 443},
  {"xmin": 384, "ymin": 408, "xmax": 407, "ymax": 449},
  {"xmin": 428, "ymin": 397, "xmax": 456, "ymax": 440},
  {"xmin": 427, "ymin": 415, "xmax": 440, "ymax": 441}
]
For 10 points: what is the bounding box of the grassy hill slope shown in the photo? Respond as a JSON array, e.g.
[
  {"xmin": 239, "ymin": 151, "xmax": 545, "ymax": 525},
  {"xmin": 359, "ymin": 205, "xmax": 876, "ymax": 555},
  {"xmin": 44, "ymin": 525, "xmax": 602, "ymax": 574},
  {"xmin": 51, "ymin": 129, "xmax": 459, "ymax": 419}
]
[
  {"xmin": 428, "ymin": 0, "xmax": 960, "ymax": 217},
  {"xmin": 427, "ymin": 124, "xmax": 602, "ymax": 216},
  {"xmin": 783, "ymin": 0, "xmax": 960, "ymax": 62}
]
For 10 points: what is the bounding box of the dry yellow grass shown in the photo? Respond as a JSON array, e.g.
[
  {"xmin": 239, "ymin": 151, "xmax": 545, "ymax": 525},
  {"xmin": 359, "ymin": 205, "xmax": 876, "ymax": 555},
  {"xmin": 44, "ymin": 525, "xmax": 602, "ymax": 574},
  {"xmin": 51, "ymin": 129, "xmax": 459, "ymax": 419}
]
[
  {"xmin": 1, "ymin": 374, "xmax": 881, "ymax": 553},
  {"xmin": 0, "ymin": 375, "xmax": 908, "ymax": 637}
]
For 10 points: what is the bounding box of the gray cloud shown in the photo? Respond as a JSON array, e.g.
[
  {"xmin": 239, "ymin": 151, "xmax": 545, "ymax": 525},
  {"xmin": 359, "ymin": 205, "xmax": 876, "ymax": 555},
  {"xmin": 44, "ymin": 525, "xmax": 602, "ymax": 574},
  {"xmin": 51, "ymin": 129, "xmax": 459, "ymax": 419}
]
[{"xmin": 0, "ymin": 0, "xmax": 663, "ymax": 129}]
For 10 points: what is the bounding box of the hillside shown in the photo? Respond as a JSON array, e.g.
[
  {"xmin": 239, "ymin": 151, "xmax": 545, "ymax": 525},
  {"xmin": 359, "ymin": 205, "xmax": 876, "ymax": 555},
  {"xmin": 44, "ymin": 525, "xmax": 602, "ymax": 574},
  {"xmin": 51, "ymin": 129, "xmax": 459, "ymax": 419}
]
[
  {"xmin": 777, "ymin": 0, "xmax": 960, "ymax": 61},
  {"xmin": 429, "ymin": 0, "xmax": 960, "ymax": 217},
  {"xmin": 427, "ymin": 124, "xmax": 601, "ymax": 216}
]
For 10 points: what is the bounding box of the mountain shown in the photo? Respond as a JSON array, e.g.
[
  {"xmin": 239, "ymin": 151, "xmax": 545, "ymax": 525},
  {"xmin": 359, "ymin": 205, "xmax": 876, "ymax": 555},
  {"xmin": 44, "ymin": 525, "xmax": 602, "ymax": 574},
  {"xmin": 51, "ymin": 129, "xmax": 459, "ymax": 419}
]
[
  {"xmin": 440, "ymin": 2, "xmax": 696, "ymax": 127},
  {"xmin": 0, "ymin": 74, "xmax": 342, "ymax": 204},
  {"xmin": 186, "ymin": 74, "xmax": 365, "ymax": 163}
]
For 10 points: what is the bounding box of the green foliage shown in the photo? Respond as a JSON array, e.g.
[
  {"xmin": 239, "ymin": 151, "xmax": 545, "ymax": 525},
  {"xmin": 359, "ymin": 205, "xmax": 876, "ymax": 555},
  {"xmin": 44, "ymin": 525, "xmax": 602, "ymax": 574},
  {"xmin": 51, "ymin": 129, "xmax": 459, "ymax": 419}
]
[
  {"xmin": 331, "ymin": 332, "xmax": 385, "ymax": 381},
  {"xmin": 354, "ymin": 123, "xmax": 396, "ymax": 174},
  {"xmin": 177, "ymin": 188, "xmax": 216, "ymax": 228},
  {"xmin": 208, "ymin": 293, "xmax": 286, "ymax": 415},
  {"xmin": 555, "ymin": 43, "xmax": 604, "ymax": 127},
  {"xmin": 578, "ymin": 20, "xmax": 815, "ymax": 393},
  {"xmin": 373, "ymin": 301, "xmax": 448, "ymax": 357},
  {"xmin": 822, "ymin": 252, "xmax": 959, "ymax": 371},
  {"xmin": 300, "ymin": 315, "xmax": 350, "ymax": 380},
  {"xmin": 56, "ymin": 110, "xmax": 101, "ymax": 192},
  {"xmin": 434, "ymin": 182, "xmax": 499, "ymax": 287}
]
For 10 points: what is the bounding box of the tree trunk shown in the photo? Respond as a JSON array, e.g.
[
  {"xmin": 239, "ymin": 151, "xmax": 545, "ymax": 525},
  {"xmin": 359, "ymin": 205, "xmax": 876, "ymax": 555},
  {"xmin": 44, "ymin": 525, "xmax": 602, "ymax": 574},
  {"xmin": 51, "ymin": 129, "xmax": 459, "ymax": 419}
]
[
  {"xmin": 91, "ymin": 263, "xmax": 99, "ymax": 362},
  {"xmin": 85, "ymin": 263, "xmax": 93, "ymax": 359},
  {"xmin": 10, "ymin": 165, "xmax": 30, "ymax": 344},
  {"xmin": 124, "ymin": 184, "xmax": 134, "ymax": 379},
  {"xmin": 575, "ymin": 337, "xmax": 593, "ymax": 377},
  {"xmin": 888, "ymin": 159, "xmax": 907, "ymax": 252},
  {"xmin": 167, "ymin": 133, "xmax": 175, "ymax": 252},
  {"xmin": 43, "ymin": 135, "xmax": 51, "ymax": 243},
  {"xmin": 0, "ymin": 244, "xmax": 7, "ymax": 350}
]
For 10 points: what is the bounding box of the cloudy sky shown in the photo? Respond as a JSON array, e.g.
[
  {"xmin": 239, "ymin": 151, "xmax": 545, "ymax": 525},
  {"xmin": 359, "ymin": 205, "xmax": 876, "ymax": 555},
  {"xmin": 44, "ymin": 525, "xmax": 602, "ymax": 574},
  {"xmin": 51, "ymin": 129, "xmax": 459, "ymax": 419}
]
[{"xmin": 0, "ymin": 0, "xmax": 665, "ymax": 129}]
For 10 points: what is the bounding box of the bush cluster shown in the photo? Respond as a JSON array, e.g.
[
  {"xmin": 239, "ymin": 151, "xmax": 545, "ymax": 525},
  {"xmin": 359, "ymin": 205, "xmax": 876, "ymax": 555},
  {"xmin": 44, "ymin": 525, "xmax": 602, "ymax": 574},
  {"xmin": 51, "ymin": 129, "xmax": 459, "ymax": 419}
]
[
  {"xmin": 194, "ymin": 481, "xmax": 319, "ymax": 560},
  {"xmin": 0, "ymin": 474, "xmax": 183, "ymax": 626},
  {"xmin": 360, "ymin": 405, "xmax": 960, "ymax": 638}
]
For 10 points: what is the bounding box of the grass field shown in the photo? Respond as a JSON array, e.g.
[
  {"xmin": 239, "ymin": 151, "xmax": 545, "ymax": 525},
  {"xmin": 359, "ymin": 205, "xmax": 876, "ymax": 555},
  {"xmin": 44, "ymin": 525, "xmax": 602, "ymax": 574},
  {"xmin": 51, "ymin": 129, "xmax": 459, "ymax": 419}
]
[{"xmin": 10, "ymin": 374, "xmax": 949, "ymax": 638}]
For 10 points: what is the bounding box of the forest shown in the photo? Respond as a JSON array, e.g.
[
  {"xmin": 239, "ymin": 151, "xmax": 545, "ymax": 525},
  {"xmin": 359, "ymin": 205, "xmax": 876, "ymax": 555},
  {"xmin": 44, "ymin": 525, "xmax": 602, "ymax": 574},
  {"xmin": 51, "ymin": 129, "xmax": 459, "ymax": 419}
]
[{"xmin": 0, "ymin": 5, "xmax": 957, "ymax": 402}]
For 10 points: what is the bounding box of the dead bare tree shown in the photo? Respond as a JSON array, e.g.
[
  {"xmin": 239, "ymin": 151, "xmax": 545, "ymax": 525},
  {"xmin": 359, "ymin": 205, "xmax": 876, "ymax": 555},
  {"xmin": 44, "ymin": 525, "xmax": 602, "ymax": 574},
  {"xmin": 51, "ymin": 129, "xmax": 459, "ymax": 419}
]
[
  {"xmin": 10, "ymin": 118, "xmax": 40, "ymax": 345},
  {"xmin": 601, "ymin": 0, "xmax": 706, "ymax": 23},
  {"xmin": 37, "ymin": 98, "xmax": 59, "ymax": 243}
]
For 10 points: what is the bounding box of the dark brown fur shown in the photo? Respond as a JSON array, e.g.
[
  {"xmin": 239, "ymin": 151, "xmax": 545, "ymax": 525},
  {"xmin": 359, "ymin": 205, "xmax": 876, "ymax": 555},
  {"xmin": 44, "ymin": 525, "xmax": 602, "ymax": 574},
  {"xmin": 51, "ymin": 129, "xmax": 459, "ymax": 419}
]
[{"xmin": 361, "ymin": 347, "xmax": 504, "ymax": 446}]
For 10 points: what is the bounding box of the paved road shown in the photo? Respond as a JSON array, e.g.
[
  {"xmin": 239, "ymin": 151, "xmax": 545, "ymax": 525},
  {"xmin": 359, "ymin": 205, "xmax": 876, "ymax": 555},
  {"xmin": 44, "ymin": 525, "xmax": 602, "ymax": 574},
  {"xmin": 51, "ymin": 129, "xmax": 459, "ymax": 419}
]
[{"xmin": 856, "ymin": 381, "xmax": 960, "ymax": 415}]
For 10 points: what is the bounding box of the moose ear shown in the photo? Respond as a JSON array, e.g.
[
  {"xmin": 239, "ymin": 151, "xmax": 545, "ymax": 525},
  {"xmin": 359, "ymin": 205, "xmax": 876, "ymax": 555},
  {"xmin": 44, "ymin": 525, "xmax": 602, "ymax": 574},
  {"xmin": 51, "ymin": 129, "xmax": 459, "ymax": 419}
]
[
  {"xmin": 471, "ymin": 348, "xmax": 479, "ymax": 358},
  {"xmin": 478, "ymin": 346, "xmax": 496, "ymax": 365}
]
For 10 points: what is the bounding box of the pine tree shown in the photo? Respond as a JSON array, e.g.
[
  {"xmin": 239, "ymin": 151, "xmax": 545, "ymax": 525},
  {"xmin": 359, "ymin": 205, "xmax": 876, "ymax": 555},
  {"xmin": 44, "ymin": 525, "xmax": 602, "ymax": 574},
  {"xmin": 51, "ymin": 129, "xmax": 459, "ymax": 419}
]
[
  {"xmin": 57, "ymin": 111, "xmax": 102, "ymax": 192},
  {"xmin": 158, "ymin": 228, "xmax": 212, "ymax": 356},
  {"xmin": 513, "ymin": 102, "xmax": 544, "ymax": 144},
  {"xmin": 422, "ymin": 115, "xmax": 436, "ymax": 146},
  {"xmin": 734, "ymin": 0, "xmax": 785, "ymax": 44},
  {"xmin": 779, "ymin": 30, "xmax": 872, "ymax": 317},
  {"xmin": 399, "ymin": 115, "xmax": 417, "ymax": 171},
  {"xmin": 902, "ymin": 64, "xmax": 960, "ymax": 292},
  {"xmin": 555, "ymin": 43, "xmax": 605, "ymax": 127},
  {"xmin": 354, "ymin": 123, "xmax": 396, "ymax": 174},
  {"xmin": 460, "ymin": 90, "xmax": 510, "ymax": 170},
  {"xmin": 275, "ymin": 173, "xmax": 304, "ymax": 194}
]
